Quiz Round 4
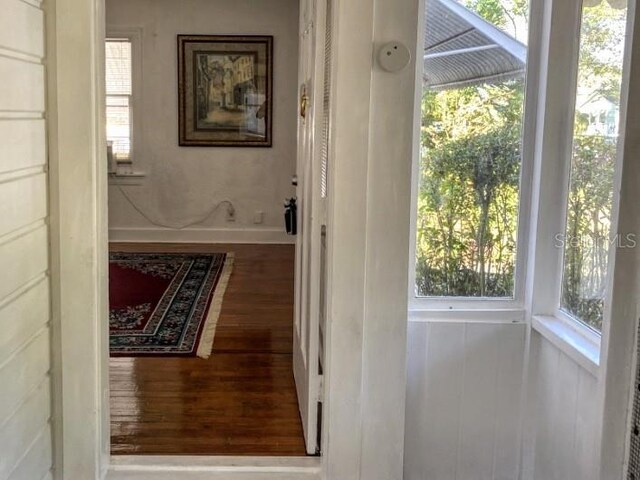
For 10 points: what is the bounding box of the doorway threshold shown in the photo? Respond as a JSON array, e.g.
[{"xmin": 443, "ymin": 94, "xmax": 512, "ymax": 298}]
[{"xmin": 106, "ymin": 455, "xmax": 321, "ymax": 480}]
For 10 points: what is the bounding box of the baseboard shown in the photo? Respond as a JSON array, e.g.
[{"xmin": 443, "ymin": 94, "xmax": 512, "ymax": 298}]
[
  {"xmin": 106, "ymin": 456, "xmax": 321, "ymax": 480},
  {"xmin": 108, "ymin": 227, "xmax": 295, "ymax": 244}
]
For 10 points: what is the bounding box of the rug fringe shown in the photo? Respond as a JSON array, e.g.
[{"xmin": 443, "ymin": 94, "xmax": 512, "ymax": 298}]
[{"xmin": 196, "ymin": 252, "xmax": 235, "ymax": 359}]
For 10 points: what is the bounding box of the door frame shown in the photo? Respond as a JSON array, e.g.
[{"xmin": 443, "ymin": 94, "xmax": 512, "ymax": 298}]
[{"xmin": 46, "ymin": 0, "xmax": 418, "ymax": 478}]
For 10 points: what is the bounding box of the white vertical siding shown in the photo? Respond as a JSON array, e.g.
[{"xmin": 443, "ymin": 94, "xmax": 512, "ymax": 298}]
[
  {"xmin": 404, "ymin": 321, "xmax": 527, "ymax": 480},
  {"xmin": 525, "ymin": 332, "xmax": 599, "ymax": 480},
  {"xmin": 0, "ymin": 1, "xmax": 51, "ymax": 480}
]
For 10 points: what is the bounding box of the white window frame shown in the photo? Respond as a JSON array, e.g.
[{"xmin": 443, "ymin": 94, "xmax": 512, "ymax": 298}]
[
  {"xmin": 408, "ymin": 0, "xmax": 544, "ymax": 321},
  {"xmin": 527, "ymin": 0, "xmax": 636, "ymax": 371},
  {"xmin": 106, "ymin": 27, "xmax": 142, "ymax": 175},
  {"xmin": 408, "ymin": 0, "xmax": 634, "ymax": 372}
]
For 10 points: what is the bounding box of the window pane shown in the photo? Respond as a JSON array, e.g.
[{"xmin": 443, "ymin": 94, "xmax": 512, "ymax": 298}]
[
  {"xmin": 107, "ymin": 96, "xmax": 130, "ymax": 159},
  {"xmin": 415, "ymin": 0, "xmax": 529, "ymax": 297},
  {"xmin": 560, "ymin": 0, "xmax": 628, "ymax": 332},
  {"xmin": 106, "ymin": 39, "xmax": 132, "ymax": 160},
  {"xmin": 106, "ymin": 40, "xmax": 132, "ymax": 95}
]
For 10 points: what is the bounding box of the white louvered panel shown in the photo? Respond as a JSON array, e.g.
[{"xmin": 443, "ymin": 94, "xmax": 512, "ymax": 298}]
[
  {"xmin": 0, "ymin": 226, "xmax": 48, "ymax": 302},
  {"xmin": 404, "ymin": 321, "xmax": 526, "ymax": 480},
  {"xmin": 0, "ymin": 57, "xmax": 45, "ymax": 112},
  {"xmin": 7, "ymin": 425, "xmax": 53, "ymax": 480},
  {"xmin": 0, "ymin": 174, "xmax": 47, "ymax": 238},
  {"xmin": 319, "ymin": 0, "xmax": 333, "ymax": 199},
  {"xmin": 0, "ymin": 120, "xmax": 46, "ymax": 175},
  {"xmin": 0, "ymin": 0, "xmax": 44, "ymax": 58},
  {"xmin": 0, "ymin": 379, "xmax": 50, "ymax": 479},
  {"xmin": 0, "ymin": 329, "xmax": 51, "ymax": 426}
]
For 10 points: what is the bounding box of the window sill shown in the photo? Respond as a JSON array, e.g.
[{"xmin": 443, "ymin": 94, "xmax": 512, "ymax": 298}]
[
  {"xmin": 108, "ymin": 171, "xmax": 146, "ymax": 186},
  {"xmin": 408, "ymin": 307, "xmax": 526, "ymax": 323},
  {"xmin": 532, "ymin": 314, "xmax": 600, "ymax": 376}
]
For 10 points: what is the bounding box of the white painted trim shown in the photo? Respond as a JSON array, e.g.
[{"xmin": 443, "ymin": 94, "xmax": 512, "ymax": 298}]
[
  {"xmin": 108, "ymin": 227, "xmax": 295, "ymax": 244},
  {"xmin": 107, "ymin": 456, "xmax": 321, "ymax": 479},
  {"xmin": 598, "ymin": 1, "xmax": 640, "ymax": 477},
  {"xmin": 409, "ymin": 296, "xmax": 523, "ymax": 311},
  {"xmin": 320, "ymin": 0, "xmax": 374, "ymax": 474},
  {"xmin": 105, "ymin": 26, "xmax": 143, "ymax": 169},
  {"xmin": 408, "ymin": 0, "xmax": 540, "ymax": 312},
  {"xmin": 46, "ymin": 0, "xmax": 110, "ymax": 477},
  {"xmin": 48, "ymin": 0, "xmax": 419, "ymax": 479},
  {"xmin": 409, "ymin": 308, "xmax": 525, "ymax": 323},
  {"xmin": 531, "ymin": 314, "xmax": 600, "ymax": 376}
]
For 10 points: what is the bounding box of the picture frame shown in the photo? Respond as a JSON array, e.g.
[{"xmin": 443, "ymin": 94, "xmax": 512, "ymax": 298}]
[{"xmin": 178, "ymin": 35, "xmax": 273, "ymax": 147}]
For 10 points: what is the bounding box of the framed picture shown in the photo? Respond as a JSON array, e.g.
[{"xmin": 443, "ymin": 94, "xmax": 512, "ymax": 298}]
[{"xmin": 178, "ymin": 35, "xmax": 273, "ymax": 147}]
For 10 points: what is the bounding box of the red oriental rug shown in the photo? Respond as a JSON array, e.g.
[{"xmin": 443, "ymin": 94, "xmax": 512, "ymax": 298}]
[{"xmin": 108, "ymin": 252, "xmax": 234, "ymax": 358}]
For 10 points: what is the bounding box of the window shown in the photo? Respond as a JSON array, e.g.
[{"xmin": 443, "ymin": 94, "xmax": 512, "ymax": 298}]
[
  {"xmin": 559, "ymin": 0, "xmax": 628, "ymax": 333},
  {"xmin": 106, "ymin": 38, "xmax": 133, "ymax": 161},
  {"xmin": 414, "ymin": 0, "xmax": 530, "ymax": 299}
]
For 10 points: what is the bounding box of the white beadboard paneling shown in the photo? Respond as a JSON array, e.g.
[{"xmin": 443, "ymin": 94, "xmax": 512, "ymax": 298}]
[
  {"xmin": 0, "ymin": 329, "xmax": 50, "ymax": 426},
  {"xmin": 0, "ymin": 57, "xmax": 45, "ymax": 112},
  {"xmin": 0, "ymin": 277, "xmax": 49, "ymax": 364},
  {"xmin": 404, "ymin": 321, "xmax": 526, "ymax": 480},
  {"xmin": 0, "ymin": 225, "xmax": 48, "ymax": 301},
  {"xmin": 0, "ymin": 119, "xmax": 46, "ymax": 174},
  {"xmin": 0, "ymin": 173, "xmax": 47, "ymax": 237},
  {"xmin": 574, "ymin": 368, "xmax": 598, "ymax": 480},
  {"xmin": 457, "ymin": 324, "xmax": 502, "ymax": 480},
  {"xmin": 0, "ymin": 0, "xmax": 44, "ymax": 58},
  {"xmin": 0, "ymin": 2, "xmax": 51, "ymax": 479},
  {"xmin": 493, "ymin": 325, "xmax": 527, "ymax": 480},
  {"xmin": 0, "ymin": 379, "xmax": 50, "ymax": 479},
  {"xmin": 529, "ymin": 331, "xmax": 599, "ymax": 480},
  {"xmin": 7, "ymin": 423, "xmax": 52, "ymax": 480},
  {"xmin": 404, "ymin": 321, "xmax": 429, "ymax": 480}
]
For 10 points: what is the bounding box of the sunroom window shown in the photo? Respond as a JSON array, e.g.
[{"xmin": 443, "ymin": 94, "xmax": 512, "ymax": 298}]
[
  {"xmin": 559, "ymin": 0, "xmax": 628, "ymax": 333},
  {"xmin": 415, "ymin": 0, "xmax": 529, "ymax": 298}
]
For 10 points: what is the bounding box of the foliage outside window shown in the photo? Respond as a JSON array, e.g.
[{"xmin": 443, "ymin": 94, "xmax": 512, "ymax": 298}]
[
  {"xmin": 559, "ymin": 0, "xmax": 628, "ymax": 332},
  {"xmin": 415, "ymin": 0, "xmax": 528, "ymax": 298}
]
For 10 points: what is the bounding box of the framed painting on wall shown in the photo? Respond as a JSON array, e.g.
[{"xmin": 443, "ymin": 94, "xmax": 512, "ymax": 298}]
[{"xmin": 178, "ymin": 35, "xmax": 273, "ymax": 147}]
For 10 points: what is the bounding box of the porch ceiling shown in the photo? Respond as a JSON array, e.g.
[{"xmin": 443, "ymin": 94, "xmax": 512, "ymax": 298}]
[{"xmin": 424, "ymin": 0, "xmax": 527, "ymax": 89}]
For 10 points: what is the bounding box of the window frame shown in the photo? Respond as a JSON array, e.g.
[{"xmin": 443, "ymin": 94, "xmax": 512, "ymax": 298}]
[
  {"xmin": 408, "ymin": 0, "xmax": 543, "ymax": 319},
  {"xmin": 408, "ymin": 0, "xmax": 634, "ymax": 370},
  {"xmin": 105, "ymin": 27, "xmax": 142, "ymax": 170},
  {"xmin": 554, "ymin": 0, "xmax": 629, "ymax": 337},
  {"xmin": 527, "ymin": 0, "xmax": 632, "ymax": 369}
]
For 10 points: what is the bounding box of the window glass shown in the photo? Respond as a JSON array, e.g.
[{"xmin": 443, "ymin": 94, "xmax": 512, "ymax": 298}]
[
  {"xmin": 106, "ymin": 39, "xmax": 132, "ymax": 160},
  {"xmin": 560, "ymin": 0, "xmax": 628, "ymax": 332},
  {"xmin": 415, "ymin": 0, "xmax": 528, "ymax": 297}
]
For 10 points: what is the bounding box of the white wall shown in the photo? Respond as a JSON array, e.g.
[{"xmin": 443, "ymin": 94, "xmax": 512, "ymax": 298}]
[
  {"xmin": 523, "ymin": 332, "xmax": 599, "ymax": 480},
  {"xmin": 106, "ymin": 0, "xmax": 299, "ymax": 244},
  {"xmin": 0, "ymin": 0, "xmax": 52, "ymax": 479},
  {"xmin": 404, "ymin": 321, "xmax": 527, "ymax": 480}
]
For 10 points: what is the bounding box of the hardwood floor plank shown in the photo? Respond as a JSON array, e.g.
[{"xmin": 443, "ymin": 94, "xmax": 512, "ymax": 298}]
[{"xmin": 109, "ymin": 243, "xmax": 306, "ymax": 456}]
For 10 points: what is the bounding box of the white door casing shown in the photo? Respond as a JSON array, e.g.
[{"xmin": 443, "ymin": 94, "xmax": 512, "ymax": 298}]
[{"xmin": 46, "ymin": 0, "xmax": 416, "ymax": 476}]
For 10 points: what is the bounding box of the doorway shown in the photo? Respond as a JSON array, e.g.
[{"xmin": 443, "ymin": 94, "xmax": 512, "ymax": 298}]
[{"xmin": 103, "ymin": 0, "xmax": 318, "ymax": 457}]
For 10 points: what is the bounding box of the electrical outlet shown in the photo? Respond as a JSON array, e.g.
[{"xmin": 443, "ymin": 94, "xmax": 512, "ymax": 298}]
[
  {"xmin": 226, "ymin": 204, "xmax": 236, "ymax": 222},
  {"xmin": 253, "ymin": 211, "xmax": 264, "ymax": 224}
]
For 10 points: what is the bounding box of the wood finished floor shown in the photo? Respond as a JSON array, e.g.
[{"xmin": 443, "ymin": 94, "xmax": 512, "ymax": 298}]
[{"xmin": 109, "ymin": 243, "xmax": 306, "ymax": 456}]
